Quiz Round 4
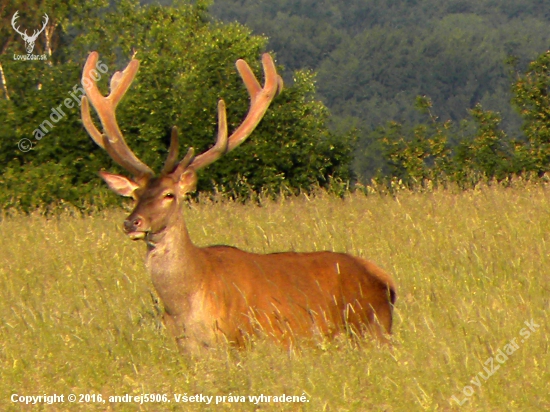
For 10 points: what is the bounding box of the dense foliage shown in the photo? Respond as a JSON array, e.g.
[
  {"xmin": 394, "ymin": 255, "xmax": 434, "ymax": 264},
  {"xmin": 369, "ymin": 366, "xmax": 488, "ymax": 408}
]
[
  {"xmin": 512, "ymin": 51, "xmax": 550, "ymax": 175},
  {"xmin": 371, "ymin": 51, "xmax": 550, "ymax": 189},
  {"xmin": 210, "ymin": 0, "xmax": 550, "ymax": 178},
  {"xmin": 0, "ymin": 0, "xmax": 353, "ymax": 212},
  {"xmin": 3, "ymin": 0, "xmax": 550, "ymax": 212}
]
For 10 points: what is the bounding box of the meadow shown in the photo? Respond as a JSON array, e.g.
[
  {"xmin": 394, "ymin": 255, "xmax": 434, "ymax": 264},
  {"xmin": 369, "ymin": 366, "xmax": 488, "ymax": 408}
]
[{"xmin": 0, "ymin": 182, "xmax": 548, "ymax": 411}]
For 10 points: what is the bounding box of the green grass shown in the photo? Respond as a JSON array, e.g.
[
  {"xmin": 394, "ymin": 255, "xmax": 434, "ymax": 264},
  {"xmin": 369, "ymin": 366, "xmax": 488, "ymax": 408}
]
[{"xmin": 1, "ymin": 183, "xmax": 549, "ymax": 411}]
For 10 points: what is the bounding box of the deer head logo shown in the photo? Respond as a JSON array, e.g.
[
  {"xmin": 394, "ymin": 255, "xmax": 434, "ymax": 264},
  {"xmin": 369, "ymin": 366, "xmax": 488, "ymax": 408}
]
[{"xmin": 11, "ymin": 11, "xmax": 49, "ymax": 54}]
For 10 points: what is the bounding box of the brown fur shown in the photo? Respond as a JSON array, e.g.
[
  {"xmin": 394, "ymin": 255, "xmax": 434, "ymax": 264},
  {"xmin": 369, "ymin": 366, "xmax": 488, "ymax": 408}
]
[
  {"xmin": 132, "ymin": 199, "xmax": 397, "ymax": 353},
  {"xmin": 83, "ymin": 51, "xmax": 396, "ymax": 354}
]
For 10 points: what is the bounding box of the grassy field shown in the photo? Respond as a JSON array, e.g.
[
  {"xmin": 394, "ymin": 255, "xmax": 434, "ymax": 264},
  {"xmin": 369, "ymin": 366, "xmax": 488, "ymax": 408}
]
[{"xmin": 0, "ymin": 182, "xmax": 548, "ymax": 411}]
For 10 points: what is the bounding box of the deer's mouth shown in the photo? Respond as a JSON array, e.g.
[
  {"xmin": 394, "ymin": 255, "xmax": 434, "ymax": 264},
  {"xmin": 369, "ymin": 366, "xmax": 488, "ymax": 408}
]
[
  {"xmin": 126, "ymin": 226, "xmax": 167, "ymax": 242},
  {"xmin": 127, "ymin": 231, "xmax": 147, "ymax": 240}
]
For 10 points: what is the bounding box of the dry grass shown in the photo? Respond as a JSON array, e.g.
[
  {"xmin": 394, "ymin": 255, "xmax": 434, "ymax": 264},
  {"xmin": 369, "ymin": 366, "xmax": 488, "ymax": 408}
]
[{"xmin": 0, "ymin": 182, "xmax": 549, "ymax": 411}]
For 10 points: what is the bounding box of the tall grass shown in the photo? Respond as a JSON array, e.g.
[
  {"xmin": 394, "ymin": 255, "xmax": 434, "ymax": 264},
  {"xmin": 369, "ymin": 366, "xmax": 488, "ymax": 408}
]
[{"xmin": 1, "ymin": 183, "xmax": 548, "ymax": 411}]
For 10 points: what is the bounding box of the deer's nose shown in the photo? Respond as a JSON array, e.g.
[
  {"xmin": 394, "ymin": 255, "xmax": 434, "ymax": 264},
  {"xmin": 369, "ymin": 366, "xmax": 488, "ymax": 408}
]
[{"xmin": 124, "ymin": 216, "xmax": 143, "ymax": 232}]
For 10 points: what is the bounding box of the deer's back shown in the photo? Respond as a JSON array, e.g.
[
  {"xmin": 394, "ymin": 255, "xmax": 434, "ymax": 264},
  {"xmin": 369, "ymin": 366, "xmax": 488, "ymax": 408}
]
[{"xmin": 199, "ymin": 246, "xmax": 395, "ymax": 344}]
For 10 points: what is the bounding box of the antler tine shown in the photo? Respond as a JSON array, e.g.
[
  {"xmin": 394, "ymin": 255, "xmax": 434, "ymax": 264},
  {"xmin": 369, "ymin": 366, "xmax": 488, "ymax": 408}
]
[
  {"xmin": 226, "ymin": 53, "xmax": 281, "ymax": 153},
  {"xmin": 179, "ymin": 147, "xmax": 196, "ymax": 170},
  {"xmin": 81, "ymin": 96, "xmax": 105, "ymax": 148},
  {"xmin": 161, "ymin": 126, "xmax": 180, "ymax": 174},
  {"xmin": 236, "ymin": 59, "xmax": 262, "ymax": 105},
  {"xmin": 82, "ymin": 51, "xmax": 153, "ymax": 178},
  {"xmin": 189, "ymin": 54, "xmax": 280, "ymax": 172},
  {"xmin": 188, "ymin": 99, "xmax": 229, "ymax": 171},
  {"xmin": 102, "ymin": 133, "xmax": 149, "ymax": 180}
]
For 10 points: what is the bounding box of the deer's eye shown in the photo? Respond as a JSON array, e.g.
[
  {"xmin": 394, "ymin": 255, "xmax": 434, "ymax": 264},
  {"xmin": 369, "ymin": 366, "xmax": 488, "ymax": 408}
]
[{"xmin": 164, "ymin": 193, "xmax": 175, "ymax": 199}]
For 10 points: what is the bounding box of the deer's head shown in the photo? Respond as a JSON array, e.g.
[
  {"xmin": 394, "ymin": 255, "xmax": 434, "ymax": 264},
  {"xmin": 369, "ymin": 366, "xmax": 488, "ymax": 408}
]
[{"xmin": 81, "ymin": 52, "xmax": 282, "ymax": 243}]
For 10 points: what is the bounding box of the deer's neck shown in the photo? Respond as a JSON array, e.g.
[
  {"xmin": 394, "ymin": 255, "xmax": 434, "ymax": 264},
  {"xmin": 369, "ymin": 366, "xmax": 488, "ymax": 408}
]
[{"xmin": 144, "ymin": 211, "xmax": 203, "ymax": 315}]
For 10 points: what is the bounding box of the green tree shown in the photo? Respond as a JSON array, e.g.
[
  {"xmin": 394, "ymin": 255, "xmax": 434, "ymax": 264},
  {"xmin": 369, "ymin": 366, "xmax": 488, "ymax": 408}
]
[
  {"xmin": 0, "ymin": 0, "xmax": 353, "ymax": 211},
  {"xmin": 455, "ymin": 104, "xmax": 513, "ymax": 182},
  {"xmin": 210, "ymin": 0, "xmax": 550, "ymax": 181},
  {"xmin": 374, "ymin": 97, "xmax": 515, "ymax": 188},
  {"xmin": 512, "ymin": 50, "xmax": 550, "ymax": 176},
  {"xmin": 375, "ymin": 96, "xmax": 454, "ymax": 187}
]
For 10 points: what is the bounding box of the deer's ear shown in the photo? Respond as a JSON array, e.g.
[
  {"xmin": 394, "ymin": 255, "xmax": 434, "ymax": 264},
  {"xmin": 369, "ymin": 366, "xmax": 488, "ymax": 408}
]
[
  {"xmin": 99, "ymin": 171, "xmax": 140, "ymax": 197},
  {"xmin": 177, "ymin": 169, "xmax": 198, "ymax": 195}
]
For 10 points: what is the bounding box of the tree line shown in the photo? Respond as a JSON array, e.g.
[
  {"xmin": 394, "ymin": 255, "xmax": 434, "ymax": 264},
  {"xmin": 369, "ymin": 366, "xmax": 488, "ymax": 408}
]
[
  {"xmin": 0, "ymin": 0, "xmax": 352, "ymax": 212},
  {"xmin": 1, "ymin": 0, "xmax": 550, "ymax": 213},
  {"xmin": 210, "ymin": 0, "xmax": 550, "ymax": 179}
]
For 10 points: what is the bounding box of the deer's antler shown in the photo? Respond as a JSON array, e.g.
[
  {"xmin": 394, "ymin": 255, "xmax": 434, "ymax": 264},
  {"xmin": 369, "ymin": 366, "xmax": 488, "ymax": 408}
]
[
  {"xmin": 81, "ymin": 51, "xmax": 282, "ymax": 180},
  {"xmin": 187, "ymin": 53, "xmax": 283, "ymax": 172},
  {"xmin": 81, "ymin": 51, "xmax": 154, "ymax": 179}
]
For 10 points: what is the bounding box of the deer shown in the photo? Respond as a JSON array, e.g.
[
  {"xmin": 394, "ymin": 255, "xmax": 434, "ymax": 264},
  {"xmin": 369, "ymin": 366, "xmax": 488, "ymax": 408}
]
[
  {"xmin": 81, "ymin": 51, "xmax": 396, "ymax": 354},
  {"xmin": 11, "ymin": 11, "xmax": 49, "ymax": 54}
]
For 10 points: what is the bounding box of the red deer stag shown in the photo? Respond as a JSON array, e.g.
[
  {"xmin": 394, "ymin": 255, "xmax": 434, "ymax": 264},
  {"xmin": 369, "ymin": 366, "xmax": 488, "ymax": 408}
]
[{"xmin": 81, "ymin": 51, "xmax": 396, "ymax": 353}]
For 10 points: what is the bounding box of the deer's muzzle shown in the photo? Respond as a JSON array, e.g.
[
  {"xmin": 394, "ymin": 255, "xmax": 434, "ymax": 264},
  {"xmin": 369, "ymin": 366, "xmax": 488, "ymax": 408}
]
[{"xmin": 123, "ymin": 216, "xmax": 147, "ymax": 240}]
